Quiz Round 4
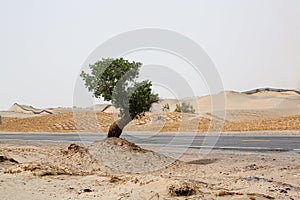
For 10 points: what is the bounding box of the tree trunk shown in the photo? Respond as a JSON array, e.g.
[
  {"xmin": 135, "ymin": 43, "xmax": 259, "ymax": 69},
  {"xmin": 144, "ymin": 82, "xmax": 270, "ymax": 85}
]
[{"xmin": 107, "ymin": 115, "xmax": 132, "ymax": 138}]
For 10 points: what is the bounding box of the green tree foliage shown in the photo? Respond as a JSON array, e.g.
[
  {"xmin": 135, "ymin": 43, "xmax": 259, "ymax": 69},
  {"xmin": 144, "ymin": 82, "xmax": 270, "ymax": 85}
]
[{"xmin": 80, "ymin": 58, "xmax": 158, "ymax": 137}]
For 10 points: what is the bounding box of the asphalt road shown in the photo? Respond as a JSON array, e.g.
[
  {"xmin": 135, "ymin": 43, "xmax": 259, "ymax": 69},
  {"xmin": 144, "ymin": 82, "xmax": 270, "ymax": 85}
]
[{"xmin": 0, "ymin": 132, "xmax": 299, "ymax": 152}]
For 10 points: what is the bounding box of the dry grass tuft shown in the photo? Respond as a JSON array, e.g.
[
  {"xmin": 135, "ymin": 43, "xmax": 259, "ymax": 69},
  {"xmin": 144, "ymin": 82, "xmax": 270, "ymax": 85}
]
[{"xmin": 168, "ymin": 182, "xmax": 201, "ymax": 197}]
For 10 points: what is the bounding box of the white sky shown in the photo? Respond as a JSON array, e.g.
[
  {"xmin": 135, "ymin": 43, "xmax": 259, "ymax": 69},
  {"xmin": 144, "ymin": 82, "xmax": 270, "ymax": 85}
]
[{"xmin": 1, "ymin": 0, "xmax": 300, "ymax": 110}]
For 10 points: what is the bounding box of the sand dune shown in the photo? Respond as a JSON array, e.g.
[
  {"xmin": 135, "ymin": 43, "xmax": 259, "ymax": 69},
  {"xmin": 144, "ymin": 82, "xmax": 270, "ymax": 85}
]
[{"xmin": 151, "ymin": 90, "xmax": 300, "ymax": 122}]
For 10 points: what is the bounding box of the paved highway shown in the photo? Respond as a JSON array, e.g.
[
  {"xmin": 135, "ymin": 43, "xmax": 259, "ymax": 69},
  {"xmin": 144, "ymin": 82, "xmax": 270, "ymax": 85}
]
[{"xmin": 0, "ymin": 133, "xmax": 299, "ymax": 152}]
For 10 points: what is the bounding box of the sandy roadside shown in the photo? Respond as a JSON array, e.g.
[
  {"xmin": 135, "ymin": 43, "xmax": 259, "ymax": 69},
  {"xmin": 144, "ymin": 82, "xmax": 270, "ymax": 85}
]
[{"xmin": 0, "ymin": 140, "xmax": 299, "ymax": 200}]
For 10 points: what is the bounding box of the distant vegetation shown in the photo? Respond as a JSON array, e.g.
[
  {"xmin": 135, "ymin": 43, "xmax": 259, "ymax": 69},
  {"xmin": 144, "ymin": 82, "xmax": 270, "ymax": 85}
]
[
  {"xmin": 174, "ymin": 102, "xmax": 195, "ymax": 113},
  {"xmin": 162, "ymin": 103, "xmax": 170, "ymax": 112}
]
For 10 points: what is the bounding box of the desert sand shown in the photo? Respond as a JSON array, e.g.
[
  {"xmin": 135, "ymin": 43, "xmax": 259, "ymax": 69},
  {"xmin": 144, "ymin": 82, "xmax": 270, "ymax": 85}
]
[{"xmin": 0, "ymin": 139, "xmax": 299, "ymax": 200}]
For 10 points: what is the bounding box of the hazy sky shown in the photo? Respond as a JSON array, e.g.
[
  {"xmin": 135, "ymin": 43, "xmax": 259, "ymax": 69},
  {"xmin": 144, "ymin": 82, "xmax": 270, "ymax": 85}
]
[{"xmin": 1, "ymin": 0, "xmax": 300, "ymax": 110}]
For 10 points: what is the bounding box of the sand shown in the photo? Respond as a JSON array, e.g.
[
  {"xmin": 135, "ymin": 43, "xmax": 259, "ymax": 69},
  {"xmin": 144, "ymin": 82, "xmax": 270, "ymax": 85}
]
[
  {"xmin": 1, "ymin": 90, "xmax": 299, "ymax": 199},
  {"xmin": 0, "ymin": 139, "xmax": 299, "ymax": 199},
  {"xmin": 1, "ymin": 90, "xmax": 300, "ymax": 134},
  {"xmin": 1, "ymin": 111, "xmax": 300, "ymax": 134}
]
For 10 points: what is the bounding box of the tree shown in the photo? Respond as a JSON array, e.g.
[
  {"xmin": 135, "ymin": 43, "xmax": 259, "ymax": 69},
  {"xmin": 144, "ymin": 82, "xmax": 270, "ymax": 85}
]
[{"xmin": 80, "ymin": 58, "xmax": 158, "ymax": 138}]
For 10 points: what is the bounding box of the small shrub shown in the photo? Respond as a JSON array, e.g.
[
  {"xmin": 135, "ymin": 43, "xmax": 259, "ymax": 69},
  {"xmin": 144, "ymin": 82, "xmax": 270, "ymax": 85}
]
[
  {"xmin": 174, "ymin": 102, "xmax": 195, "ymax": 113},
  {"xmin": 168, "ymin": 182, "xmax": 198, "ymax": 197},
  {"xmin": 162, "ymin": 103, "xmax": 170, "ymax": 111}
]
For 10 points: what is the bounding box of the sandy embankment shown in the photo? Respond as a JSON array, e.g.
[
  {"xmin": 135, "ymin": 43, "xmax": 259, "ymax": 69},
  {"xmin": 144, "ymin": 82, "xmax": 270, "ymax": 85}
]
[
  {"xmin": 1, "ymin": 111, "xmax": 300, "ymax": 134},
  {"xmin": 0, "ymin": 139, "xmax": 299, "ymax": 199},
  {"xmin": 1, "ymin": 90, "xmax": 300, "ymax": 134}
]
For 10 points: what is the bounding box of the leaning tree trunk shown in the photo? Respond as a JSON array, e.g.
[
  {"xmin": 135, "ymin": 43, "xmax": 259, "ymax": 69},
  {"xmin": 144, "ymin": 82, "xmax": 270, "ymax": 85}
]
[{"xmin": 107, "ymin": 115, "xmax": 132, "ymax": 138}]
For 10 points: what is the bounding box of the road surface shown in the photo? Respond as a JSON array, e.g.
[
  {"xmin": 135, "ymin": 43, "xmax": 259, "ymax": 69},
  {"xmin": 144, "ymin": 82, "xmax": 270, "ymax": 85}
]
[{"xmin": 0, "ymin": 133, "xmax": 299, "ymax": 152}]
